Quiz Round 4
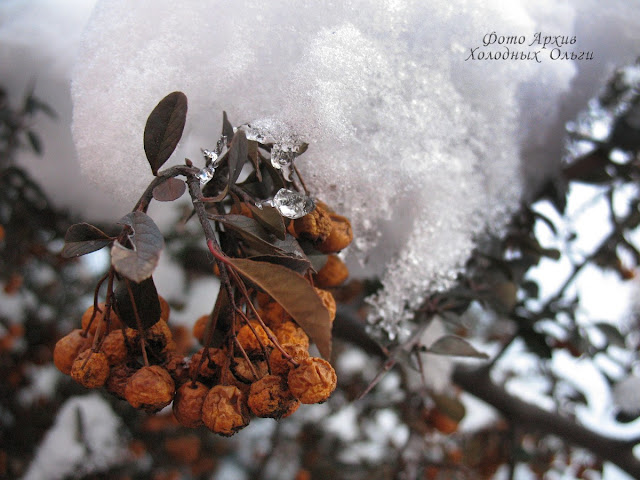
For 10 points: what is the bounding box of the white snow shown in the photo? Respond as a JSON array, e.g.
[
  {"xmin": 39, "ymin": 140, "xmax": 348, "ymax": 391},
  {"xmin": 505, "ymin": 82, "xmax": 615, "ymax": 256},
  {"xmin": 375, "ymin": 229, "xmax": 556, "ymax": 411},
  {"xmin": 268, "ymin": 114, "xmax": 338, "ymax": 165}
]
[
  {"xmin": 21, "ymin": 394, "xmax": 128, "ymax": 480},
  {"xmin": 3, "ymin": 1, "xmax": 640, "ymax": 339}
]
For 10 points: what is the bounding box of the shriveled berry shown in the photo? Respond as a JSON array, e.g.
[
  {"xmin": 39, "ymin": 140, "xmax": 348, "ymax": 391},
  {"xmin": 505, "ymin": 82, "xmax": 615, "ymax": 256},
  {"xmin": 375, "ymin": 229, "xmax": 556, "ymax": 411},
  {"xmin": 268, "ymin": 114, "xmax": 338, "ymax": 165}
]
[
  {"xmin": 100, "ymin": 329, "xmax": 127, "ymax": 365},
  {"xmin": 248, "ymin": 374, "xmax": 300, "ymax": 419},
  {"xmin": 71, "ymin": 350, "xmax": 110, "ymax": 389},
  {"xmin": 259, "ymin": 301, "xmax": 291, "ymax": 330},
  {"xmin": 314, "ymin": 287, "xmax": 336, "ymax": 324},
  {"xmin": 293, "ymin": 204, "xmax": 332, "ymax": 242},
  {"xmin": 201, "ymin": 385, "xmax": 250, "ymax": 436},
  {"xmin": 230, "ymin": 356, "xmax": 268, "ymax": 384},
  {"xmin": 314, "ymin": 254, "xmax": 349, "ymax": 288},
  {"xmin": 125, "ymin": 365, "xmax": 175, "ymax": 412},
  {"xmin": 163, "ymin": 352, "xmax": 189, "ymax": 384},
  {"xmin": 106, "ymin": 363, "xmax": 137, "ymax": 399},
  {"xmin": 274, "ymin": 321, "xmax": 310, "ymax": 350},
  {"xmin": 236, "ymin": 321, "xmax": 273, "ymax": 353},
  {"xmin": 287, "ymin": 357, "xmax": 337, "ymax": 404},
  {"xmin": 189, "ymin": 347, "xmax": 226, "ymax": 384},
  {"xmin": 269, "ymin": 344, "xmax": 309, "ymax": 376},
  {"xmin": 317, "ymin": 213, "xmax": 353, "ymax": 253},
  {"xmin": 81, "ymin": 303, "xmax": 122, "ymax": 335},
  {"xmin": 53, "ymin": 329, "xmax": 92, "ymax": 375},
  {"xmin": 173, "ymin": 381, "xmax": 209, "ymax": 428}
]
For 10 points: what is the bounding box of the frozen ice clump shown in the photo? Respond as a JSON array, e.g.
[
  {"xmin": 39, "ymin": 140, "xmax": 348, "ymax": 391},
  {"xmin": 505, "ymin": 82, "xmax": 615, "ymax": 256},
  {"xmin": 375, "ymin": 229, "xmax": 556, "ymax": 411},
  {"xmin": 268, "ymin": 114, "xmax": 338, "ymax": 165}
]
[
  {"xmin": 22, "ymin": 394, "xmax": 128, "ymax": 480},
  {"xmin": 71, "ymin": 0, "xmax": 639, "ymax": 340}
]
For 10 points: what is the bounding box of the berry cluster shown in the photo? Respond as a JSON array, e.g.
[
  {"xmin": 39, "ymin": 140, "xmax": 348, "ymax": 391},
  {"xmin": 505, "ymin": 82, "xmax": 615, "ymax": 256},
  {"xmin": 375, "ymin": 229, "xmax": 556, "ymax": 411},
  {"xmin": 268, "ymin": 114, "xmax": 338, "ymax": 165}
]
[{"xmin": 53, "ymin": 200, "xmax": 351, "ymax": 436}]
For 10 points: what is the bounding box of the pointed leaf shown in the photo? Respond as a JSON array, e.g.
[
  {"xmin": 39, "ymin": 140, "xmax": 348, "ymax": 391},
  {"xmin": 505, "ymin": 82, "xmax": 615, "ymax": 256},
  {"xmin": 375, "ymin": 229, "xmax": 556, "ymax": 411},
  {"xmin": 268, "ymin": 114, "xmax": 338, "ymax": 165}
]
[
  {"xmin": 248, "ymin": 254, "xmax": 311, "ymax": 275},
  {"xmin": 427, "ymin": 335, "xmax": 488, "ymax": 359},
  {"xmin": 113, "ymin": 277, "xmax": 161, "ymax": 329},
  {"xmin": 152, "ymin": 177, "xmax": 186, "ymax": 201},
  {"xmin": 227, "ymin": 130, "xmax": 248, "ymax": 187},
  {"xmin": 228, "ymin": 257, "xmax": 332, "ymax": 358},
  {"xmin": 62, "ymin": 223, "xmax": 112, "ymax": 258},
  {"xmin": 247, "ymin": 140, "xmax": 262, "ymax": 180},
  {"xmin": 144, "ymin": 91, "xmax": 188, "ymax": 175},
  {"xmin": 222, "ymin": 111, "xmax": 235, "ymax": 141},
  {"xmin": 248, "ymin": 204, "xmax": 286, "ymax": 239},
  {"xmin": 111, "ymin": 212, "xmax": 164, "ymax": 282},
  {"xmin": 210, "ymin": 214, "xmax": 283, "ymax": 255}
]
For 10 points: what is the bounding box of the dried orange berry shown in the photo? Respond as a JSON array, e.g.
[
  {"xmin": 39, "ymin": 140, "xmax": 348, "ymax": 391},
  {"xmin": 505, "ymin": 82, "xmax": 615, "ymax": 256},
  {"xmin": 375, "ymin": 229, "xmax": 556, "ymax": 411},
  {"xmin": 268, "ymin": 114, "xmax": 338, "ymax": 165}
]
[
  {"xmin": 192, "ymin": 314, "xmax": 210, "ymax": 345},
  {"xmin": 161, "ymin": 353, "xmax": 187, "ymax": 386},
  {"xmin": 53, "ymin": 329, "xmax": 92, "ymax": 375},
  {"xmin": 189, "ymin": 347, "xmax": 226, "ymax": 384},
  {"xmin": 71, "ymin": 350, "xmax": 110, "ymax": 388},
  {"xmin": 125, "ymin": 320, "xmax": 173, "ymax": 355},
  {"xmin": 158, "ymin": 296, "xmax": 171, "ymax": 322},
  {"xmin": 248, "ymin": 374, "xmax": 300, "ymax": 419},
  {"xmin": 293, "ymin": 205, "xmax": 332, "ymax": 242},
  {"xmin": 201, "ymin": 385, "xmax": 250, "ymax": 436},
  {"xmin": 236, "ymin": 321, "xmax": 273, "ymax": 352},
  {"xmin": 106, "ymin": 363, "xmax": 137, "ymax": 399},
  {"xmin": 100, "ymin": 329, "xmax": 127, "ymax": 365},
  {"xmin": 173, "ymin": 381, "xmax": 209, "ymax": 428},
  {"xmin": 259, "ymin": 301, "xmax": 291, "ymax": 329},
  {"xmin": 287, "ymin": 357, "xmax": 337, "ymax": 404},
  {"xmin": 269, "ymin": 344, "xmax": 309, "ymax": 376},
  {"xmin": 81, "ymin": 303, "xmax": 122, "ymax": 335},
  {"xmin": 314, "ymin": 254, "xmax": 349, "ymax": 288},
  {"xmin": 125, "ymin": 365, "xmax": 175, "ymax": 412},
  {"xmin": 317, "ymin": 213, "xmax": 353, "ymax": 253},
  {"xmin": 230, "ymin": 356, "xmax": 268, "ymax": 384},
  {"xmin": 314, "ymin": 287, "xmax": 336, "ymax": 323},
  {"xmin": 274, "ymin": 321, "xmax": 310, "ymax": 350}
]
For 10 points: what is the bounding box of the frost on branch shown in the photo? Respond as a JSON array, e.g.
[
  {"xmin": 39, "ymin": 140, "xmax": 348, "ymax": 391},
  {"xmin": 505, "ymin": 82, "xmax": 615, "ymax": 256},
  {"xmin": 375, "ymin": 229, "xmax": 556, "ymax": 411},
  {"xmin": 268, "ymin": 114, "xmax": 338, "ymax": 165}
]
[{"xmin": 71, "ymin": 0, "xmax": 632, "ymax": 340}]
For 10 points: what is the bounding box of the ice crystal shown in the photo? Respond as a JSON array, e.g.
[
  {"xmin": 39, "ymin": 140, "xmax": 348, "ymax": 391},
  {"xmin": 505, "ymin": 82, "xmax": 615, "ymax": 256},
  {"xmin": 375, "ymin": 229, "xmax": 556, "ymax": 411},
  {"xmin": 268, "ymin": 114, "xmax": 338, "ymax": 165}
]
[{"xmin": 265, "ymin": 188, "xmax": 315, "ymax": 219}]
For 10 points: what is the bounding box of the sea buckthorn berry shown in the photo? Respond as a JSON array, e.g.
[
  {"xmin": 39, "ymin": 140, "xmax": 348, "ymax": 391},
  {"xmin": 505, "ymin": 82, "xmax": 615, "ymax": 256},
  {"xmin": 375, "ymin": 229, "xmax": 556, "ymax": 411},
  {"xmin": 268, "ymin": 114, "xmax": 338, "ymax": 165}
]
[
  {"xmin": 101, "ymin": 329, "xmax": 127, "ymax": 365},
  {"xmin": 53, "ymin": 329, "xmax": 92, "ymax": 375},
  {"xmin": 230, "ymin": 356, "xmax": 268, "ymax": 384},
  {"xmin": 189, "ymin": 347, "xmax": 226, "ymax": 384},
  {"xmin": 201, "ymin": 385, "xmax": 250, "ymax": 437},
  {"xmin": 314, "ymin": 254, "xmax": 349, "ymax": 288},
  {"xmin": 314, "ymin": 287, "xmax": 336, "ymax": 324},
  {"xmin": 317, "ymin": 213, "xmax": 353, "ymax": 253},
  {"xmin": 173, "ymin": 381, "xmax": 209, "ymax": 428},
  {"xmin": 192, "ymin": 314, "xmax": 210, "ymax": 345},
  {"xmin": 248, "ymin": 374, "xmax": 300, "ymax": 419},
  {"xmin": 236, "ymin": 321, "xmax": 273, "ymax": 352},
  {"xmin": 106, "ymin": 363, "xmax": 137, "ymax": 399},
  {"xmin": 81, "ymin": 303, "xmax": 122, "ymax": 335},
  {"xmin": 269, "ymin": 344, "xmax": 310, "ymax": 376},
  {"xmin": 287, "ymin": 357, "xmax": 337, "ymax": 404},
  {"xmin": 274, "ymin": 321, "xmax": 310, "ymax": 350},
  {"xmin": 158, "ymin": 296, "xmax": 171, "ymax": 322},
  {"xmin": 71, "ymin": 350, "xmax": 110, "ymax": 389},
  {"xmin": 125, "ymin": 365, "xmax": 175, "ymax": 412},
  {"xmin": 293, "ymin": 204, "xmax": 332, "ymax": 242}
]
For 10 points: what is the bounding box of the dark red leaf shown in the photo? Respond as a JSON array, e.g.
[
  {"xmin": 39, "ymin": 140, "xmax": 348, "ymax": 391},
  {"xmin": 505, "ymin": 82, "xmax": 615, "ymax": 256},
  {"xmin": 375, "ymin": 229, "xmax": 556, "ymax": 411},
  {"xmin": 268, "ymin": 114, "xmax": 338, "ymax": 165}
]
[
  {"xmin": 62, "ymin": 223, "xmax": 112, "ymax": 258},
  {"xmin": 111, "ymin": 212, "xmax": 164, "ymax": 282},
  {"xmin": 144, "ymin": 91, "xmax": 188, "ymax": 175},
  {"xmin": 152, "ymin": 177, "xmax": 186, "ymax": 201},
  {"xmin": 113, "ymin": 277, "xmax": 161, "ymax": 330}
]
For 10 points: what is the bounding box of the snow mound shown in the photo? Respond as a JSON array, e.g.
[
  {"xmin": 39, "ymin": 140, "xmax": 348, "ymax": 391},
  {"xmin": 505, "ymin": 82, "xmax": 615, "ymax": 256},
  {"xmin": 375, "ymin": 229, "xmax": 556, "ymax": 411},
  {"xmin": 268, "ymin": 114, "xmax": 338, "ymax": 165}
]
[{"xmin": 70, "ymin": 0, "xmax": 638, "ymax": 339}]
